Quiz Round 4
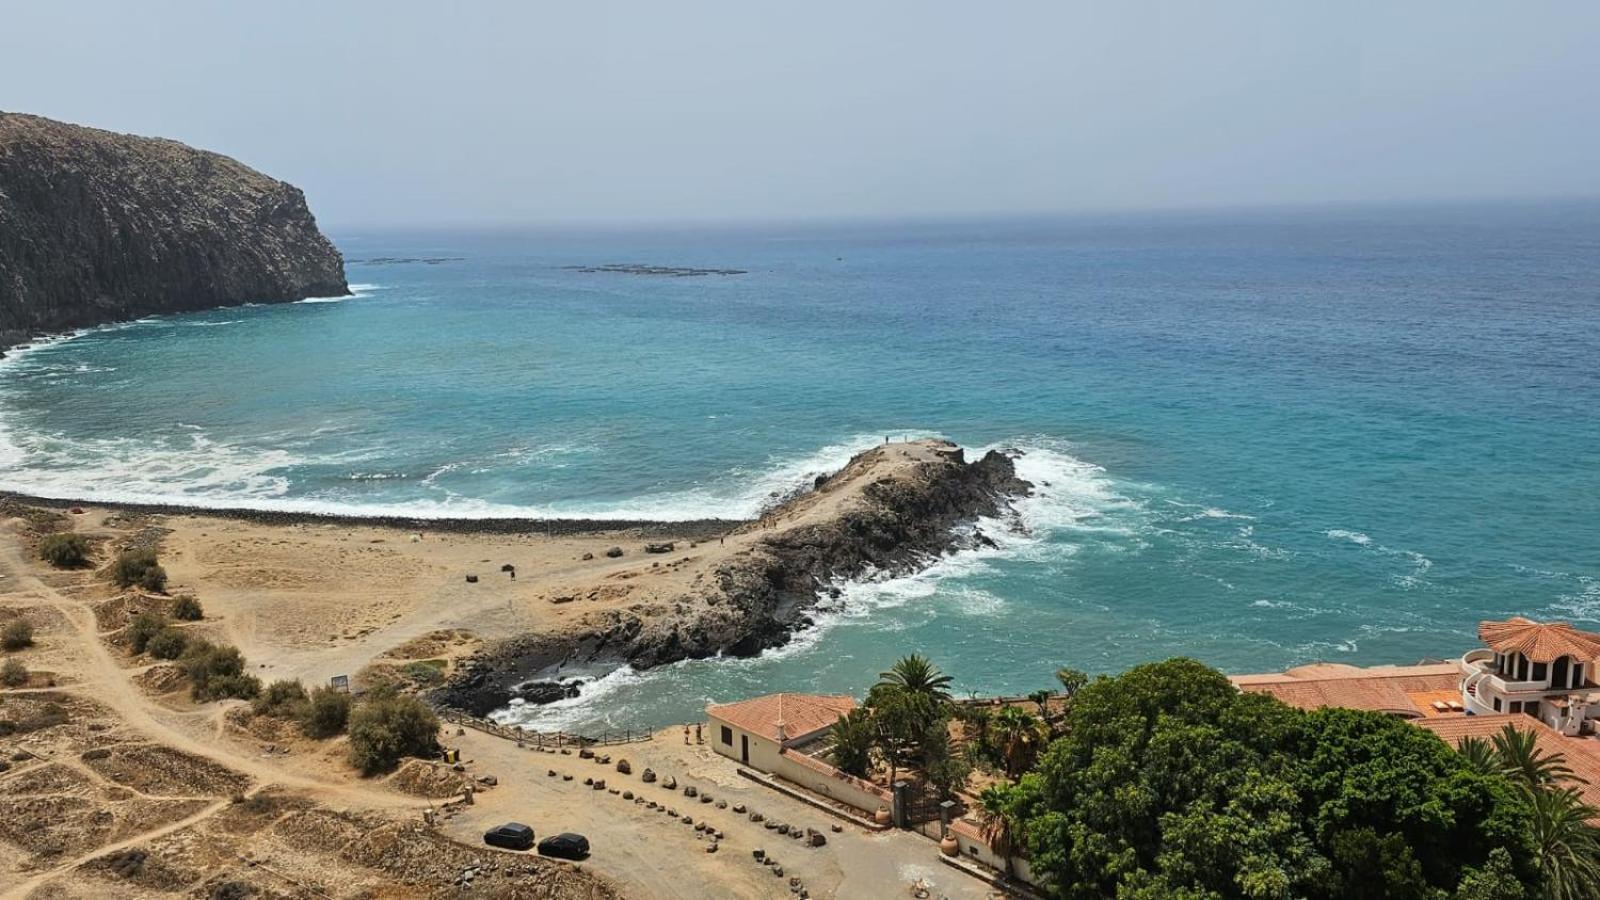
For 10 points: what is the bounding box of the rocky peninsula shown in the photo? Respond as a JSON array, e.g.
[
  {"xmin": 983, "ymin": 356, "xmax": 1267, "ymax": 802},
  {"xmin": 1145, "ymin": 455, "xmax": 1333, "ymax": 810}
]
[
  {"xmin": 438, "ymin": 440, "xmax": 1031, "ymax": 716},
  {"xmin": 0, "ymin": 112, "xmax": 347, "ymax": 351}
]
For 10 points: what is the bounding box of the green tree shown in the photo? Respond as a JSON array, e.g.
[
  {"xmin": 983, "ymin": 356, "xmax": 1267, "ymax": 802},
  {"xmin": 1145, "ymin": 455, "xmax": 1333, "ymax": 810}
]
[
  {"xmin": 1527, "ymin": 787, "xmax": 1600, "ymax": 900},
  {"xmin": 869, "ymin": 685, "xmax": 942, "ymax": 787},
  {"xmin": 988, "ymin": 705, "xmax": 1047, "ymax": 780},
  {"xmin": 1005, "ymin": 658, "xmax": 1537, "ymax": 899},
  {"xmin": 977, "ymin": 782, "xmax": 1023, "ymax": 880},
  {"xmin": 1054, "ymin": 666, "xmax": 1088, "ymax": 699},
  {"xmin": 875, "ymin": 654, "xmax": 953, "ymax": 703},
  {"xmin": 1027, "ymin": 688, "xmax": 1053, "ymax": 717},
  {"xmin": 346, "ymin": 691, "xmax": 440, "ymax": 774},
  {"xmin": 299, "ymin": 686, "xmax": 352, "ymax": 739},
  {"xmin": 1493, "ymin": 724, "xmax": 1581, "ymax": 792},
  {"xmin": 1458, "ymin": 736, "xmax": 1502, "ymax": 777},
  {"xmin": 830, "ymin": 707, "xmax": 874, "ymax": 778}
]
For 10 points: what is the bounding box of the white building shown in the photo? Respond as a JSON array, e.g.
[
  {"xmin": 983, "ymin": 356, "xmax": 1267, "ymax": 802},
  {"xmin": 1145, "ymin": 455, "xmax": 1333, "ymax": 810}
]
[
  {"xmin": 1460, "ymin": 617, "xmax": 1600, "ymax": 735},
  {"xmin": 705, "ymin": 692, "xmax": 856, "ymax": 769}
]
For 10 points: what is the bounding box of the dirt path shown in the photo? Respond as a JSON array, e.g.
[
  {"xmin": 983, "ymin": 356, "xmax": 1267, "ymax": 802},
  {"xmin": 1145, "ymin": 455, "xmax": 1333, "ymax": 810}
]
[{"xmin": 0, "ymin": 537, "xmax": 425, "ymax": 810}]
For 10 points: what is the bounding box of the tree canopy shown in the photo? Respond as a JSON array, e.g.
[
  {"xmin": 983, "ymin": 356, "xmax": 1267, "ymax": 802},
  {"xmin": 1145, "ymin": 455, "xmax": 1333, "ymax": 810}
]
[{"xmin": 1002, "ymin": 658, "xmax": 1539, "ymax": 899}]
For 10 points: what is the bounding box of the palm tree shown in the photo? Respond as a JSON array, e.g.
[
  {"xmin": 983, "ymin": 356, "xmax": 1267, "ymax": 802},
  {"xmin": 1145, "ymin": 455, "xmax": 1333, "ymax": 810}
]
[
  {"xmin": 977, "ymin": 784, "xmax": 1018, "ymax": 879},
  {"xmin": 1456, "ymin": 735, "xmax": 1501, "ymax": 777},
  {"xmin": 989, "ymin": 705, "xmax": 1048, "ymax": 780},
  {"xmin": 830, "ymin": 707, "xmax": 874, "ymax": 778},
  {"xmin": 876, "ymin": 654, "xmax": 954, "ymax": 703},
  {"xmin": 1493, "ymin": 723, "xmax": 1582, "ymax": 791},
  {"xmin": 1528, "ymin": 786, "xmax": 1600, "ymax": 900},
  {"xmin": 1027, "ymin": 688, "xmax": 1053, "ymax": 717}
]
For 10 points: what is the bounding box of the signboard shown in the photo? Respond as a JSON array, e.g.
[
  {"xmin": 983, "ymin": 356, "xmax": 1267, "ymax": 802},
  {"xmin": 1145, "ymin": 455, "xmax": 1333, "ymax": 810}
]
[{"xmin": 330, "ymin": 674, "xmax": 350, "ymax": 693}]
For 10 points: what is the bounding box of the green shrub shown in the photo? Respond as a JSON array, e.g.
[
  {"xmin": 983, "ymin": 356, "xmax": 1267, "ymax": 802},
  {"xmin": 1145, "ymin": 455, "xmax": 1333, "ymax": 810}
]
[
  {"xmin": 1, "ymin": 619, "xmax": 33, "ymax": 651},
  {"xmin": 0, "ymin": 658, "xmax": 27, "ymax": 687},
  {"xmin": 125, "ymin": 612, "xmax": 166, "ymax": 655},
  {"xmin": 170, "ymin": 595, "xmax": 203, "ymax": 621},
  {"xmin": 300, "ymin": 686, "xmax": 352, "ymax": 739},
  {"xmin": 180, "ymin": 640, "xmax": 258, "ymax": 701},
  {"xmin": 346, "ymin": 691, "xmax": 440, "ymax": 774},
  {"xmin": 253, "ymin": 679, "xmax": 309, "ymax": 718},
  {"xmin": 146, "ymin": 628, "xmax": 188, "ymax": 660},
  {"xmin": 402, "ymin": 660, "xmax": 445, "ymax": 686},
  {"xmin": 111, "ymin": 549, "xmax": 167, "ymax": 593},
  {"xmin": 39, "ymin": 532, "xmax": 90, "ymax": 568}
]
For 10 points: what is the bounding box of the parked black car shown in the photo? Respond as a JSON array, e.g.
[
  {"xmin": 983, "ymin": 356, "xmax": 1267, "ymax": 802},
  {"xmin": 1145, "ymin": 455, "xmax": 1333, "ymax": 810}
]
[
  {"xmin": 483, "ymin": 822, "xmax": 535, "ymax": 851},
  {"xmin": 537, "ymin": 832, "xmax": 590, "ymax": 860}
]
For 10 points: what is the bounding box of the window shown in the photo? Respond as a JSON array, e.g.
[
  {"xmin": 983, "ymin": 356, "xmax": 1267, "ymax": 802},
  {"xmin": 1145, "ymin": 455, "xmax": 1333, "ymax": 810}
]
[
  {"xmin": 720, "ymin": 725, "xmax": 733, "ymax": 746},
  {"xmin": 1533, "ymin": 662, "xmax": 1548, "ymax": 682},
  {"xmin": 1494, "ymin": 696, "xmax": 1502, "ymax": 712},
  {"xmin": 1509, "ymin": 701, "xmax": 1522, "ymax": 714}
]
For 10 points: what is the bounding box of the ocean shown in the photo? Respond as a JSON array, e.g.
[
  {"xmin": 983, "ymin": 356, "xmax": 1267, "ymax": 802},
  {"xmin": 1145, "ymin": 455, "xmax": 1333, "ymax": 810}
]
[{"xmin": 2, "ymin": 201, "xmax": 1597, "ymax": 732}]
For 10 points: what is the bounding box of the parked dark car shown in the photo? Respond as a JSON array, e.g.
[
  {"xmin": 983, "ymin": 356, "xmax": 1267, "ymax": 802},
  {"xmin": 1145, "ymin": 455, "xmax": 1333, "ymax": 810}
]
[
  {"xmin": 537, "ymin": 832, "xmax": 590, "ymax": 860},
  {"xmin": 483, "ymin": 822, "xmax": 534, "ymax": 851}
]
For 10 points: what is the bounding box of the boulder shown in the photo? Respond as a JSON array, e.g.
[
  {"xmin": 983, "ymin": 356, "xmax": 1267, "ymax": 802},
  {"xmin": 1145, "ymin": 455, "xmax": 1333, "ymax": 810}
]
[
  {"xmin": 644, "ymin": 542, "xmax": 674, "ymax": 554},
  {"xmin": 605, "ymin": 546, "xmax": 624, "ymax": 558},
  {"xmin": 683, "ymin": 786, "xmax": 697, "ymax": 798},
  {"xmin": 662, "ymin": 775, "xmax": 677, "ymax": 790},
  {"xmin": 641, "ymin": 768, "xmax": 656, "ymax": 783},
  {"xmin": 616, "ymin": 759, "xmax": 632, "ymax": 775},
  {"xmin": 465, "ymin": 575, "xmax": 478, "ymax": 583}
]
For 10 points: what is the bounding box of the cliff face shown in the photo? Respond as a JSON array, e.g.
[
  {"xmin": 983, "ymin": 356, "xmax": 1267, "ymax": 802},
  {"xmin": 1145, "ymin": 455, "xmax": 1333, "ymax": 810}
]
[{"xmin": 0, "ymin": 112, "xmax": 347, "ymax": 349}]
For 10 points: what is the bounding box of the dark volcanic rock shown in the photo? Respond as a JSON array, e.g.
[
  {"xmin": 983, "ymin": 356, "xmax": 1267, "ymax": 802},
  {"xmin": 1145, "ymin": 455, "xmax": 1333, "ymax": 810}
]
[
  {"xmin": 0, "ymin": 112, "xmax": 347, "ymax": 350},
  {"xmin": 440, "ymin": 441, "xmax": 1031, "ymax": 715}
]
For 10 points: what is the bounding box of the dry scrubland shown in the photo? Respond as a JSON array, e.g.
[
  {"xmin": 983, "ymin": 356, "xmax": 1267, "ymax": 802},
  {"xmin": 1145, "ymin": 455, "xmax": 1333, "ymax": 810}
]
[{"xmin": 0, "ymin": 442, "xmax": 1011, "ymax": 899}]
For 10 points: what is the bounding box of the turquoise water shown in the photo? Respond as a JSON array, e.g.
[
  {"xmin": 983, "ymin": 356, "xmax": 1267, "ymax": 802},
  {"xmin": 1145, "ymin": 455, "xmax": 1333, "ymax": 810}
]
[{"xmin": 2, "ymin": 202, "xmax": 1598, "ymax": 731}]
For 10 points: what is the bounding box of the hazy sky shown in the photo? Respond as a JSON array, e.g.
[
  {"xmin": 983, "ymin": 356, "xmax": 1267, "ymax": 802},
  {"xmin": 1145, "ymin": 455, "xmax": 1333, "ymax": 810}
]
[{"xmin": 6, "ymin": 2, "xmax": 1598, "ymax": 227}]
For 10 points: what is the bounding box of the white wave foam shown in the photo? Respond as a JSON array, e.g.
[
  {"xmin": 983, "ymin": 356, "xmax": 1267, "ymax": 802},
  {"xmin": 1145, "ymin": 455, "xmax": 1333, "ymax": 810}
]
[{"xmin": 1326, "ymin": 528, "xmax": 1372, "ymax": 546}]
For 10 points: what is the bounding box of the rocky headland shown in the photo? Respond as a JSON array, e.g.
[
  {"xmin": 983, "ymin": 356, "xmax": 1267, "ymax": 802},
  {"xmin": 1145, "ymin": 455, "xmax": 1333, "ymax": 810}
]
[
  {"xmin": 438, "ymin": 440, "xmax": 1031, "ymax": 716},
  {"xmin": 0, "ymin": 112, "xmax": 347, "ymax": 351}
]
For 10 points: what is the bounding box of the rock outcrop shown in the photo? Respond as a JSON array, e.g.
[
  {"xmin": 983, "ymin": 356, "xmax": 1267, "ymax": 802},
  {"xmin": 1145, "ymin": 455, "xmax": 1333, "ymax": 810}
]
[
  {"xmin": 0, "ymin": 112, "xmax": 347, "ymax": 350},
  {"xmin": 438, "ymin": 440, "xmax": 1031, "ymax": 716}
]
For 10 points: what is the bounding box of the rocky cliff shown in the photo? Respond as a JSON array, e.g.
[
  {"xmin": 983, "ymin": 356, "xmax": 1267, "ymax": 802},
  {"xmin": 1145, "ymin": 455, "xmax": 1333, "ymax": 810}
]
[
  {"xmin": 439, "ymin": 441, "xmax": 1032, "ymax": 716},
  {"xmin": 0, "ymin": 112, "xmax": 347, "ymax": 349}
]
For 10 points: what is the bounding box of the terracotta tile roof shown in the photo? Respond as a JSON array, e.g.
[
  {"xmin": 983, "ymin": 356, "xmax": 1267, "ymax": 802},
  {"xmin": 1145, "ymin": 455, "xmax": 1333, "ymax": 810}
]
[
  {"xmin": 1233, "ymin": 663, "xmax": 1459, "ymax": 716},
  {"xmin": 706, "ymin": 693, "xmax": 855, "ymax": 743},
  {"xmin": 1415, "ymin": 714, "xmax": 1600, "ymax": 811},
  {"xmin": 1479, "ymin": 618, "xmax": 1600, "ymax": 663}
]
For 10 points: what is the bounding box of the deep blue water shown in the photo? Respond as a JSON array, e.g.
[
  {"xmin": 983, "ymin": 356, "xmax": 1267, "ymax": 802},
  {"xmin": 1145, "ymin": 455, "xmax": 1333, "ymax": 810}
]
[{"xmin": 3, "ymin": 202, "xmax": 1598, "ymax": 730}]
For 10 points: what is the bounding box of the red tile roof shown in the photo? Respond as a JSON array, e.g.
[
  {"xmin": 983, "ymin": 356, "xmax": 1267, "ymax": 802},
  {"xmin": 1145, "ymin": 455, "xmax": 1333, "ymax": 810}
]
[
  {"xmin": 1415, "ymin": 714, "xmax": 1600, "ymax": 811},
  {"xmin": 706, "ymin": 693, "xmax": 855, "ymax": 743},
  {"xmin": 1232, "ymin": 663, "xmax": 1459, "ymax": 716},
  {"xmin": 1479, "ymin": 618, "xmax": 1600, "ymax": 663}
]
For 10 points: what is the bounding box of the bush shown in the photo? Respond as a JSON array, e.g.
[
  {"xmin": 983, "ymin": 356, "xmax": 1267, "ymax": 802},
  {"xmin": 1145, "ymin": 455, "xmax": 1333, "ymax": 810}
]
[
  {"xmin": 170, "ymin": 595, "xmax": 203, "ymax": 621},
  {"xmin": 146, "ymin": 628, "xmax": 189, "ymax": 660},
  {"xmin": 1, "ymin": 619, "xmax": 33, "ymax": 651},
  {"xmin": 346, "ymin": 691, "xmax": 440, "ymax": 774},
  {"xmin": 402, "ymin": 661, "xmax": 445, "ymax": 686},
  {"xmin": 0, "ymin": 658, "xmax": 27, "ymax": 687},
  {"xmin": 300, "ymin": 686, "xmax": 352, "ymax": 739},
  {"xmin": 253, "ymin": 679, "xmax": 308, "ymax": 718},
  {"xmin": 111, "ymin": 548, "xmax": 167, "ymax": 593},
  {"xmin": 125, "ymin": 612, "xmax": 166, "ymax": 655},
  {"xmin": 180, "ymin": 640, "xmax": 258, "ymax": 701},
  {"xmin": 39, "ymin": 532, "xmax": 90, "ymax": 568}
]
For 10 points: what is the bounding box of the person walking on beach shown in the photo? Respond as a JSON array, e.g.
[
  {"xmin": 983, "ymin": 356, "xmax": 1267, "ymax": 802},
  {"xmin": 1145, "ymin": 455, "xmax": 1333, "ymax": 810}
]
[
  {"xmin": 695, "ymin": 723, "xmax": 702, "ymax": 744},
  {"xmin": 683, "ymin": 725, "xmax": 691, "ymax": 745}
]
